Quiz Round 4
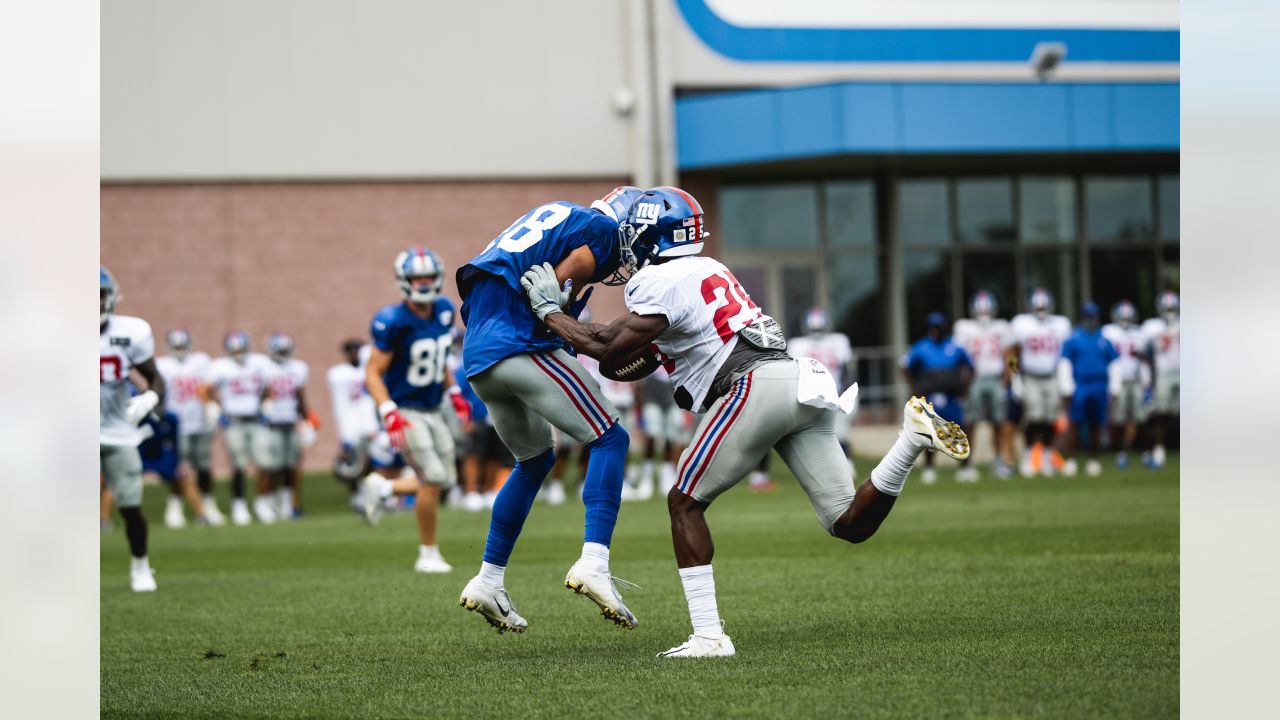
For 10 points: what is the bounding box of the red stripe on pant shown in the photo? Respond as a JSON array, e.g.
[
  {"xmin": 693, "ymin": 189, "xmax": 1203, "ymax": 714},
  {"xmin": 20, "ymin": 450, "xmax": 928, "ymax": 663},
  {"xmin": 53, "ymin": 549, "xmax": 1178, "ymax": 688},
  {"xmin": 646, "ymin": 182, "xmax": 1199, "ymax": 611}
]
[
  {"xmin": 530, "ymin": 353, "xmax": 603, "ymax": 437},
  {"xmin": 544, "ymin": 352, "xmax": 612, "ymax": 430},
  {"xmin": 683, "ymin": 375, "xmax": 754, "ymax": 496}
]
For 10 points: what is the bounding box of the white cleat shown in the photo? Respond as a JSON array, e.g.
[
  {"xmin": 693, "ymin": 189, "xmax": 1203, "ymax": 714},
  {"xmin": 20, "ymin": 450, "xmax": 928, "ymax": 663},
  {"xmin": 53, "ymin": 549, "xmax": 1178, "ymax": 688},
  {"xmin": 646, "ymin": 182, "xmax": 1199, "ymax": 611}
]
[
  {"xmin": 415, "ymin": 552, "xmax": 454, "ymax": 574},
  {"xmin": 130, "ymin": 566, "xmax": 157, "ymax": 592},
  {"xmin": 1085, "ymin": 459, "xmax": 1103, "ymax": 477},
  {"xmin": 659, "ymin": 466, "xmax": 678, "ymax": 495},
  {"xmin": 458, "ymin": 576, "xmax": 527, "ymax": 634},
  {"xmin": 463, "ymin": 492, "xmax": 484, "ymax": 513},
  {"xmin": 564, "ymin": 561, "xmax": 639, "ymax": 629},
  {"xmin": 361, "ymin": 475, "xmax": 387, "ymax": 526},
  {"xmin": 956, "ymin": 466, "xmax": 979, "ymax": 483},
  {"xmin": 202, "ymin": 497, "xmax": 227, "ymax": 527},
  {"xmin": 164, "ymin": 501, "xmax": 186, "ymax": 529},
  {"xmin": 230, "ymin": 499, "xmax": 252, "ymax": 526},
  {"xmin": 544, "ymin": 481, "xmax": 566, "ymax": 507},
  {"xmin": 483, "ymin": 490, "xmax": 498, "ymax": 509},
  {"xmin": 252, "ymin": 497, "xmax": 278, "ymax": 524},
  {"xmin": 1063, "ymin": 459, "xmax": 1079, "ymax": 478},
  {"xmin": 658, "ymin": 634, "xmax": 736, "ymax": 658},
  {"xmin": 921, "ymin": 467, "xmax": 938, "ymax": 485},
  {"xmin": 904, "ymin": 396, "xmax": 971, "ymax": 460},
  {"xmin": 633, "ymin": 477, "xmax": 655, "ymax": 502}
]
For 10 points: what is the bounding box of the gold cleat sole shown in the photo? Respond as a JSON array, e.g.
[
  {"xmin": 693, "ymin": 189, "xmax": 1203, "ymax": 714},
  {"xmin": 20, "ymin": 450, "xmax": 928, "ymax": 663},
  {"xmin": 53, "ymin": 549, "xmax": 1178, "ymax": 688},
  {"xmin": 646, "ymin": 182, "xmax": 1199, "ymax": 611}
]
[
  {"xmin": 565, "ymin": 579, "xmax": 637, "ymax": 629},
  {"xmin": 458, "ymin": 595, "xmax": 526, "ymax": 635},
  {"xmin": 910, "ymin": 396, "xmax": 971, "ymax": 460}
]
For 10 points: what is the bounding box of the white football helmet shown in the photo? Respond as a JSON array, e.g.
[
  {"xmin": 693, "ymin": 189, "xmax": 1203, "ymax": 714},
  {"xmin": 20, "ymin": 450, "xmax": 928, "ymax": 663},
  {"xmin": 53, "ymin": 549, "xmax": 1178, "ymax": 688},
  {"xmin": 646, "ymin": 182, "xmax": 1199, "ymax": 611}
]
[
  {"xmin": 1029, "ymin": 287, "xmax": 1054, "ymax": 317},
  {"xmin": 166, "ymin": 328, "xmax": 191, "ymax": 357},
  {"xmin": 395, "ymin": 247, "xmax": 445, "ymax": 304}
]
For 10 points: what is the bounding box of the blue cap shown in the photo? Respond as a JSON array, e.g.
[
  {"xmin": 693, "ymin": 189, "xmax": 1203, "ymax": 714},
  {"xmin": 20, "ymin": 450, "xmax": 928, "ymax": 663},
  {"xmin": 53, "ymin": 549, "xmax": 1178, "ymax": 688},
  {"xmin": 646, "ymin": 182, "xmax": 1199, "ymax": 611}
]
[
  {"xmin": 1081, "ymin": 301, "xmax": 1100, "ymax": 317},
  {"xmin": 926, "ymin": 311, "xmax": 947, "ymax": 327}
]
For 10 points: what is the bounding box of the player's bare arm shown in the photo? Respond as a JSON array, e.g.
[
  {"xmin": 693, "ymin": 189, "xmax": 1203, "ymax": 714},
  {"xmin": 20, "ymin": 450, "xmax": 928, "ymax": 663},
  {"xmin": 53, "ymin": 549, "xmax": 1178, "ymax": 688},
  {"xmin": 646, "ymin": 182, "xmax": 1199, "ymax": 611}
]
[
  {"xmin": 545, "ymin": 312, "xmax": 669, "ymax": 362},
  {"xmin": 364, "ymin": 345, "xmax": 395, "ymax": 406},
  {"xmin": 553, "ymin": 245, "xmax": 599, "ymax": 300},
  {"xmin": 134, "ymin": 357, "xmax": 166, "ymax": 405}
]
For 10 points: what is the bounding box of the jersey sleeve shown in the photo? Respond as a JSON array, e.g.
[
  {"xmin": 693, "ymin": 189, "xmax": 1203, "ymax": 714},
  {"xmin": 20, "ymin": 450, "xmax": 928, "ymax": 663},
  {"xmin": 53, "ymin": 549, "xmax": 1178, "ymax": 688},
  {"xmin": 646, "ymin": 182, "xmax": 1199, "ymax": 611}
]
[
  {"xmin": 128, "ymin": 319, "xmax": 156, "ymax": 365},
  {"xmin": 296, "ymin": 361, "xmax": 310, "ymax": 386},
  {"xmin": 837, "ymin": 334, "xmax": 854, "ymax": 364},
  {"xmin": 625, "ymin": 274, "xmax": 691, "ymax": 328},
  {"xmin": 370, "ymin": 307, "xmax": 398, "ymax": 352}
]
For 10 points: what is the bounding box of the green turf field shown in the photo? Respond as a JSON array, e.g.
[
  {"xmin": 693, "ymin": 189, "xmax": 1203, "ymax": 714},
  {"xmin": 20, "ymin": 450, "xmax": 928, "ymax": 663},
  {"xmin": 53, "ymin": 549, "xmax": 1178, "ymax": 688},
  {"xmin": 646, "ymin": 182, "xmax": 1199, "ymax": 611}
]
[{"xmin": 101, "ymin": 457, "xmax": 1178, "ymax": 719}]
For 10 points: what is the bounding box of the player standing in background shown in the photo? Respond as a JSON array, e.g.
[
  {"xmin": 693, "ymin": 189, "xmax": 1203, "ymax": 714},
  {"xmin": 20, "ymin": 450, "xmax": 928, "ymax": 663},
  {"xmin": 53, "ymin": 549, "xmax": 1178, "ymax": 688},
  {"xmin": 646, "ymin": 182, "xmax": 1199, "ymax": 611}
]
[
  {"xmin": 205, "ymin": 331, "xmax": 269, "ymax": 525},
  {"xmin": 361, "ymin": 247, "xmax": 470, "ymax": 574},
  {"xmin": 788, "ymin": 307, "xmax": 858, "ymax": 473},
  {"xmin": 635, "ymin": 367, "xmax": 690, "ymax": 496},
  {"xmin": 155, "ymin": 329, "xmax": 225, "ymax": 527},
  {"xmin": 520, "ymin": 186, "xmax": 969, "ymax": 658},
  {"xmin": 1101, "ymin": 301, "xmax": 1148, "ymax": 469},
  {"xmin": 953, "ymin": 291, "xmax": 1015, "ymax": 478},
  {"xmin": 454, "ymin": 358, "xmax": 516, "ymax": 511},
  {"xmin": 1009, "ymin": 288, "xmax": 1072, "ymax": 477},
  {"xmin": 1141, "ymin": 291, "xmax": 1180, "ymax": 468},
  {"xmin": 455, "ymin": 187, "xmax": 644, "ymax": 634},
  {"xmin": 328, "ymin": 340, "xmax": 379, "ymax": 504},
  {"xmin": 100, "ymin": 267, "xmax": 166, "ymax": 591},
  {"xmin": 578, "ymin": 351, "xmax": 647, "ymax": 501},
  {"xmin": 258, "ymin": 333, "xmax": 315, "ymax": 520},
  {"xmin": 1060, "ymin": 303, "xmax": 1119, "ymax": 477},
  {"xmin": 902, "ymin": 312, "xmax": 974, "ymax": 483}
]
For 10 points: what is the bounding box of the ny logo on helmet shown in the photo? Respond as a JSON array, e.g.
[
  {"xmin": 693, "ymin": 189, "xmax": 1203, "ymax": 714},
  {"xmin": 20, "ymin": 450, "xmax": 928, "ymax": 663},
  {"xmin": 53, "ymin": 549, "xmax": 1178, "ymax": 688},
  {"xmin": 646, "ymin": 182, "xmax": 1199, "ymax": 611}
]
[{"xmin": 633, "ymin": 202, "xmax": 661, "ymax": 224}]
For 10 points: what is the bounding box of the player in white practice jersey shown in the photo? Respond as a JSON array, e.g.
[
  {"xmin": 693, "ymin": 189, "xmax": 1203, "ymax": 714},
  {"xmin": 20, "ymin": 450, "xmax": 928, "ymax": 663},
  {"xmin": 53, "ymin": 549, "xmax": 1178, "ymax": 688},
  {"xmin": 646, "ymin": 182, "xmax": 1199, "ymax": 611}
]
[
  {"xmin": 155, "ymin": 329, "xmax": 225, "ymax": 527},
  {"xmin": 952, "ymin": 292, "xmax": 1015, "ymax": 479},
  {"xmin": 1101, "ymin": 301, "xmax": 1149, "ymax": 469},
  {"xmin": 1141, "ymin": 291, "xmax": 1180, "ymax": 468},
  {"xmin": 100, "ymin": 267, "xmax": 166, "ymax": 591},
  {"xmin": 1008, "ymin": 288, "xmax": 1072, "ymax": 477},
  {"xmin": 204, "ymin": 331, "xmax": 270, "ymax": 525},
  {"xmin": 328, "ymin": 340, "xmax": 379, "ymax": 503},
  {"xmin": 788, "ymin": 307, "xmax": 858, "ymax": 474},
  {"xmin": 521, "ymin": 187, "xmax": 969, "ymax": 658},
  {"xmin": 258, "ymin": 332, "xmax": 315, "ymax": 520}
]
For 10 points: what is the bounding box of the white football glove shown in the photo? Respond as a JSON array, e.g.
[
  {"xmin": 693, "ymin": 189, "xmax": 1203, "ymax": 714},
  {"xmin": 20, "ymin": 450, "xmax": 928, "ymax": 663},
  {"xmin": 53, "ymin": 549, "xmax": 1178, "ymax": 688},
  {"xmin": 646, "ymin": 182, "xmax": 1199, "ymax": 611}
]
[
  {"xmin": 126, "ymin": 390, "xmax": 159, "ymax": 426},
  {"xmin": 520, "ymin": 262, "xmax": 570, "ymax": 322},
  {"xmin": 296, "ymin": 421, "xmax": 317, "ymax": 447},
  {"xmin": 204, "ymin": 401, "xmax": 223, "ymax": 428}
]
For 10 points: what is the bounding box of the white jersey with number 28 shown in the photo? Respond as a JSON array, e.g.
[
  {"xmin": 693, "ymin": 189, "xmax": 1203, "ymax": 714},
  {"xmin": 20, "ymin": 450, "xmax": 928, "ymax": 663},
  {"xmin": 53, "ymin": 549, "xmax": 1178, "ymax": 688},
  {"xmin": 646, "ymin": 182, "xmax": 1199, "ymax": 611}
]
[{"xmin": 624, "ymin": 256, "xmax": 771, "ymax": 412}]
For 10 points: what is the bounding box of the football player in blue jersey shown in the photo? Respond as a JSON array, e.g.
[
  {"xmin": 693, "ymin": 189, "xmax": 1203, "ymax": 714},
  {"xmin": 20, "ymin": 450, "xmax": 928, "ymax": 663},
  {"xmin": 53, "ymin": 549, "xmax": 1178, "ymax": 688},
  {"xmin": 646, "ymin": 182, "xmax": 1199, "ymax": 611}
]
[
  {"xmin": 455, "ymin": 186, "xmax": 645, "ymax": 634},
  {"xmin": 362, "ymin": 247, "xmax": 473, "ymax": 574}
]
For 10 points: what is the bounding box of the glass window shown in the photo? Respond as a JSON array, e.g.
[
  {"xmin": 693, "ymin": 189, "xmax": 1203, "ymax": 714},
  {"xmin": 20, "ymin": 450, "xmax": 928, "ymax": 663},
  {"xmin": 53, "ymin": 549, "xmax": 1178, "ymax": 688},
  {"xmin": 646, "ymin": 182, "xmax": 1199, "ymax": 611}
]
[
  {"xmin": 1085, "ymin": 176, "xmax": 1154, "ymax": 242},
  {"xmin": 825, "ymin": 180, "xmax": 877, "ymax": 248},
  {"xmin": 1158, "ymin": 175, "xmax": 1179, "ymax": 240},
  {"xmin": 960, "ymin": 252, "xmax": 1017, "ymax": 320},
  {"xmin": 898, "ymin": 179, "xmax": 950, "ymax": 246},
  {"xmin": 730, "ymin": 265, "xmax": 769, "ymax": 313},
  {"xmin": 1019, "ymin": 176, "xmax": 1076, "ymax": 244},
  {"xmin": 720, "ymin": 184, "xmax": 820, "ymax": 250},
  {"xmin": 781, "ymin": 266, "xmax": 819, "ymax": 337},
  {"xmin": 1161, "ymin": 244, "xmax": 1180, "ymax": 298},
  {"xmin": 956, "ymin": 178, "xmax": 1015, "ymax": 244},
  {"xmin": 903, "ymin": 251, "xmax": 952, "ymax": 339},
  {"xmin": 830, "ymin": 253, "xmax": 883, "ymax": 348},
  {"xmin": 1024, "ymin": 249, "xmax": 1077, "ymax": 318},
  {"xmin": 1089, "ymin": 248, "xmax": 1157, "ymax": 319}
]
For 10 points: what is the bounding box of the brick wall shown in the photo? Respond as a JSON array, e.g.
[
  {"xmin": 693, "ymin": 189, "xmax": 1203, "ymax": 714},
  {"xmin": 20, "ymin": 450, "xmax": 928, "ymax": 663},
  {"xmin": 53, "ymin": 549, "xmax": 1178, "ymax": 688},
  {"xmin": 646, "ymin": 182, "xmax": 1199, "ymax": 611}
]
[{"xmin": 101, "ymin": 179, "xmax": 631, "ymax": 475}]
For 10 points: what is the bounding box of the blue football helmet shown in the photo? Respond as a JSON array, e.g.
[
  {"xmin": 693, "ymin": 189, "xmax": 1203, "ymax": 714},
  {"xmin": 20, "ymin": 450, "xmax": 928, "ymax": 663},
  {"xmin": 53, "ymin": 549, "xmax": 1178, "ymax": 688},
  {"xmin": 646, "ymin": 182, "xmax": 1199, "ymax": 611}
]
[
  {"xmin": 1029, "ymin": 287, "xmax": 1054, "ymax": 316},
  {"xmin": 618, "ymin": 186, "xmax": 710, "ymax": 282},
  {"xmin": 100, "ymin": 266, "xmax": 119, "ymax": 324},
  {"xmin": 970, "ymin": 290, "xmax": 996, "ymax": 319},
  {"xmin": 224, "ymin": 330, "xmax": 251, "ymax": 357},
  {"xmin": 593, "ymin": 185, "xmax": 646, "ymax": 286},
  {"xmin": 1157, "ymin": 290, "xmax": 1179, "ymax": 318},
  {"xmin": 804, "ymin": 307, "xmax": 828, "ymax": 334},
  {"xmin": 394, "ymin": 247, "xmax": 445, "ymax": 304},
  {"xmin": 1111, "ymin": 300, "xmax": 1137, "ymax": 326},
  {"xmin": 268, "ymin": 332, "xmax": 295, "ymax": 361}
]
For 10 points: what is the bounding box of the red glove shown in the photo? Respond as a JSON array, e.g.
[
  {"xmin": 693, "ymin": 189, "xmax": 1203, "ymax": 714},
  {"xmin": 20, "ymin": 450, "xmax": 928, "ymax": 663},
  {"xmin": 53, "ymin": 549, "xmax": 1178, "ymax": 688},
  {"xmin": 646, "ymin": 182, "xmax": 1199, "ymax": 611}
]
[
  {"xmin": 448, "ymin": 387, "xmax": 472, "ymax": 426},
  {"xmin": 379, "ymin": 401, "xmax": 411, "ymax": 450}
]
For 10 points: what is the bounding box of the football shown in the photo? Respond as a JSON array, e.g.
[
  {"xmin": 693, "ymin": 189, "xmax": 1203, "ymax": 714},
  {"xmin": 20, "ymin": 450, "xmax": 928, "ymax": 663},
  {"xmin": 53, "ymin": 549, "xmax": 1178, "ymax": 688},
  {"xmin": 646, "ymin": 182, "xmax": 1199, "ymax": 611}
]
[{"xmin": 599, "ymin": 346, "xmax": 661, "ymax": 382}]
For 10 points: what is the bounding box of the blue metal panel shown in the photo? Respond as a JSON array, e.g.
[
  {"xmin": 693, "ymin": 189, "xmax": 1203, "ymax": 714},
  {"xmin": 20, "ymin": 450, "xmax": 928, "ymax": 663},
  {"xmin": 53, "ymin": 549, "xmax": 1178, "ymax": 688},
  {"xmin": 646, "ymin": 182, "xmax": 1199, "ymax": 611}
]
[
  {"xmin": 1113, "ymin": 84, "xmax": 1179, "ymax": 149},
  {"xmin": 899, "ymin": 84, "xmax": 1071, "ymax": 152},
  {"xmin": 776, "ymin": 85, "xmax": 841, "ymax": 158},
  {"xmin": 674, "ymin": 0, "xmax": 1180, "ymax": 64},
  {"xmin": 838, "ymin": 84, "xmax": 900, "ymax": 151},
  {"xmin": 676, "ymin": 91, "xmax": 779, "ymax": 168},
  {"xmin": 1068, "ymin": 85, "xmax": 1116, "ymax": 149}
]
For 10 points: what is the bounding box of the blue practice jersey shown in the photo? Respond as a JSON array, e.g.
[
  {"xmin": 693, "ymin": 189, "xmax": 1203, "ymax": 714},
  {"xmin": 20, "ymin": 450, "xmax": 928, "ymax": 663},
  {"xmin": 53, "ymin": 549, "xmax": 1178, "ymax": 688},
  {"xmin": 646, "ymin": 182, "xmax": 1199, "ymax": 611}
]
[
  {"xmin": 456, "ymin": 201, "xmax": 620, "ymax": 377},
  {"xmin": 1062, "ymin": 328, "xmax": 1118, "ymax": 385},
  {"xmin": 370, "ymin": 298, "xmax": 456, "ymax": 410},
  {"xmin": 904, "ymin": 337, "xmax": 973, "ymax": 397}
]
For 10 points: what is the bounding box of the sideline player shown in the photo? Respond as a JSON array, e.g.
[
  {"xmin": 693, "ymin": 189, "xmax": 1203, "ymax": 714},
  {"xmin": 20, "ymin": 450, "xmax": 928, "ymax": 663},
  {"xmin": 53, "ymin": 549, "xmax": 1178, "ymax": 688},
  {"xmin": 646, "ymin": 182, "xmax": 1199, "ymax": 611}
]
[
  {"xmin": 156, "ymin": 329, "xmax": 226, "ymax": 526},
  {"xmin": 1101, "ymin": 301, "xmax": 1147, "ymax": 469},
  {"xmin": 205, "ymin": 331, "xmax": 268, "ymax": 525},
  {"xmin": 520, "ymin": 186, "xmax": 970, "ymax": 657},
  {"xmin": 902, "ymin": 313, "xmax": 974, "ymax": 483},
  {"xmin": 258, "ymin": 333, "xmax": 313, "ymax": 519},
  {"xmin": 455, "ymin": 187, "xmax": 645, "ymax": 634},
  {"xmin": 100, "ymin": 267, "xmax": 166, "ymax": 591},
  {"xmin": 1009, "ymin": 289, "xmax": 1072, "ymax": 477},
  {"xmin": 328, "ymin": 340, "xmax": 378, "ymax": 504},
  {"xmin": 953, "ymin": 291, "xmax": 1015, "ymax": 478},
  {"xmin": 788, "ymin": 307, "xmax": 857, "ymax": 472},
  {"xmin": 1142, "ymin": 291, "xmax": 1180, "ymax": 468},
  {"xmin": 361, "ymin": 247, "xmax": 470, "ymax": 574},
  {"xmin": 1060, "ymin": 303, "xmax": 1118, "ymax": 477}
]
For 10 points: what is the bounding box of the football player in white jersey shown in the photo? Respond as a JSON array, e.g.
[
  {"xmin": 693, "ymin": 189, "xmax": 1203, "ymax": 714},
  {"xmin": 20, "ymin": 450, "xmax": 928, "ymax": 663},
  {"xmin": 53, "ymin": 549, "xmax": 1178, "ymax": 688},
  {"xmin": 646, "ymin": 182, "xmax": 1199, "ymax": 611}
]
[
  {"xmin": 100, "ymin": 267, "xmax": 166, "ymax": 591},
  {"xmin": 521, "ymin": 187, "xmax": 970, "ymax": 658},
  {"xmin": 205, "ymin": 331, "xmax": 270, "ymax": 525},
  {"xmin": 953, "ymin": 291, "xmax": 1015, "ymax": 479},
  {"xmin": 1008, "ymin": 288, "xmax": 1072, "ymax": 477},
  {"xmin": 155, "ymin": 329, "xmax": 225, "ymax": 527},
  {"xmin": 788, "ymin": 307, "xmax": 858, "ymax": 475},
  {"xmin": 1101, "ymin": 301, "xmax": 1149, "ymax": 469},
  {"xmin": 328, "ymin": 340, "xmax": 379, "ymax": 503},
  {"xmin": 1141, "ymin": 291, "xmax": 1180, "ymax": 468},
  {"xmin": 258, "ymin": 332, "xmax": 315, "ymax": 520}
]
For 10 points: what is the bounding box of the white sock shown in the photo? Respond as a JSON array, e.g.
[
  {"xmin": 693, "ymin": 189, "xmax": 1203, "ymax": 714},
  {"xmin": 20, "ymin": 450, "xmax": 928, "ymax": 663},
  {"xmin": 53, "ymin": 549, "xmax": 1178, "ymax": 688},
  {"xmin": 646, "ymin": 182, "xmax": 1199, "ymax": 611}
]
[
  {"xmin": 869, "ymin": 432, "xmax": 926, "ymax": 497},
  {"xmin": 641, "ymin": 460, "xmax": 654, "ymax": 483},
  {"xmin": 131, "ymin": 556, "xmax": 150, "ymax": 572},
  {"xmin": 279, "ymin": 488, "xmax": 293, "ymax": 508},
  {"xmin": 749, "ymin": 471, "xmax": 766, "ymax": 486},
  {"xmin": 678, "ymin": 565, "xmax": 723, "ymax": 639},
  {"xmin": 479, "ymin": 561, "xmax": 505, "ymax": 588},
  {"xmin": 419, "ymin": 544, "xmax": 438, "ymax": 558},
  {"xmin": 166, "ymin": 496, "xmax": 181, "ymax": 511},
  {"xmin": 580, "ymin": 541, "xmax": 610, "ymax": 573}
]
